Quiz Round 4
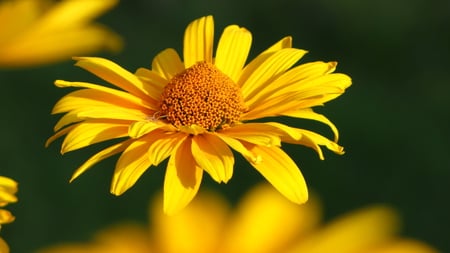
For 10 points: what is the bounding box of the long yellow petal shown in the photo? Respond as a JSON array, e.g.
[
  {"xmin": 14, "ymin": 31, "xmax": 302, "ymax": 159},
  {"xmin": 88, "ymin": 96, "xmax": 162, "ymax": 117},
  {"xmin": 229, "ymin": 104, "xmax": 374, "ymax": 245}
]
[
  {"xmin": 29, "ymin": 0, "xmax": 118, "ymax": 33},
  {"xmin": 128, "ymin": 120, "xmax": 166, "ymax": 139},
  {"xmin": 287, "ymin": 206, "xmax": 399, "ymax": 253},
  {"xmin": 282, "ymin": 128, "xmax": 344, "ymax": 160},
  {"xmin": 151, "ymin": 48, "xmax": 184, "ymax": 80},
  {"xmin": 191, "ymin": 133, "xmax": 234, "ymax": 183},
  {"xmin": 219, "ymin": 123, "xmax": 281, "ymax": 147},
  {"xmin": 111, "ymin": 137, "xmax": 153, "ymax": 195},
  {"xmin": 282, "ymin": 108, "xmax": 339, "ymax": 142},
  {"xmin": 0, "ymin": 26, "xmax": 121, "ymax": 67},
  {"xmin": 183, "ymin": 15, "xmax": 214, "ymax": 68},
  {"xmin": 215, "ymin": 133, "xmax": 261, "ymax": 163},
  {"xmin": 244, "ymin": 144, "xmax": 308, "ymax": 204},
  {"xmin": 53, "ymin": 106, "xmax": 146, "ymax": 132},
  {"xmin": 246, "ymin": 61, "xmax": 337, "ymax": 107},
  {"xmin": 214, "ymin": 25, "xmax": 252, "ymax": 82},
  {"xmin": 148, "ymin": 131, "xmax": 187, "ymax": 166},
  {"xmin": 152, "ymin": 191, "xmax": 229, "ymax": 253},
  {"xmin": 61, "ymin": 120, "xmax": 128, "ymax": 154},
  {"xmin": 163, "ymin": 138, "xmax": 203, "ymax": 215},
  {"xmin": 74, "ymin": 57, "xmax": 151, "ymax": 99},
  {"xmin": 52, "ymin": 83, "xmax": 155, "ymax": 113},
  {"xmin": 70, "ymin": 139, "xmax": 133, "ymax": 182},
  {"xmin": 134, "ymin": 67, "xmax": 168, "ymax": 101},
  {"xmin": 240, "ymin": 48, "xmax": 307, "ymax": 101},
  {"xmin": 221, "ymin": 184, "xmax": 321, "ymax": 253}
]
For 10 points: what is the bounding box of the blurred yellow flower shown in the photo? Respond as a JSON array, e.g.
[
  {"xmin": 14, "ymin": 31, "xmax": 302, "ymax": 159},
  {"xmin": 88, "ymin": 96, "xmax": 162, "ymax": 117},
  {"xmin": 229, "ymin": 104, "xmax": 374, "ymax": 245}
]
[
  {"xmin": 47, "ymin": 15, "xmax": 351, "ymax": 214},
  {"xmin": 0, "ymin": 176, "xmax": 18, "ymax": 253},
  {"xmin": 37, "ymin": 184, "xmax": 439, "ymax": 253},
  {"xmin": 0, "ymin": 0, "xmax": 122, "ymax": 68}
]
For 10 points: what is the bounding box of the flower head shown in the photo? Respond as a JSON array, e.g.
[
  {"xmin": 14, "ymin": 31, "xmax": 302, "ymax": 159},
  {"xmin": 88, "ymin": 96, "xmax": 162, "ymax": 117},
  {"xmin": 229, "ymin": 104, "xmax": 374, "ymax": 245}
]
[
  {"xmin": 0, "ymin": 0, "xmax": 122, "ymax": 68},
  {"xmin": 47, "ymin": 15, "xmax": 351, "ymax": 214},
  {"xmin": 36, "ymin": 184, "xmax": 439, "ymax": 253},
  {"xmin": 0, "ymin": 176, "xmax": 18, "ymax": 253}
]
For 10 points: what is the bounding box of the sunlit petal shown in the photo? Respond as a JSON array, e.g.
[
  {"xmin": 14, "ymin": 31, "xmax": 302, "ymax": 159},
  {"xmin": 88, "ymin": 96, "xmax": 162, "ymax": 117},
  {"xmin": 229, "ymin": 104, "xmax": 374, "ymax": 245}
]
[
  {"xmin": 191, "ymin": 133, "xmax": 234, "ymax": 183},
  {"xmin": 163, "ymin": 138, "xmax": 203, "ymax": 215},
  {"xmin": 183, "ymin": 15, "xmax": 214, "ymax": 68}
]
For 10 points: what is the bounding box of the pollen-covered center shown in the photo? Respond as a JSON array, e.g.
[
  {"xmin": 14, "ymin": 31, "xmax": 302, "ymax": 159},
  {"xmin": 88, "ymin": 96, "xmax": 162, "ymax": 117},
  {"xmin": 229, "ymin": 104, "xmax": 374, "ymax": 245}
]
[{"xmin": 160, "ymin": 61, "xmax": 247, "ymax": 131}]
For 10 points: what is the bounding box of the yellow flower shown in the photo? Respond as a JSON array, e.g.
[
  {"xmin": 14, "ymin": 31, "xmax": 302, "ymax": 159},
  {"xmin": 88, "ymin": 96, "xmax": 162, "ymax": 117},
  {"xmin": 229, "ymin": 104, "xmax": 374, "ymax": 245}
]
[
  {"xmin": 36, "ymin": 184, "xmax": 439, "ymax": 253},
  {"xmin": 0, "ymin": 0, "xmax": 122, "ymax": 68},
  {"xmin": 0, "ymin": 176, "xmax": 18, "ymax": 253},
  {"xmin": 47, "ymin": 15, "xmax": 351, "ymax": 214}
]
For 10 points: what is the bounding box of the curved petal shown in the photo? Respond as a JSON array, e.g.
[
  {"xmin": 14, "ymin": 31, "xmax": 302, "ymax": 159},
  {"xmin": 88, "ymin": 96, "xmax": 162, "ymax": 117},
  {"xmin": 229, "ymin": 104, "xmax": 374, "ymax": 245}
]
[
  {"xmin": 0, "ymin": 210, "xmax": 14, "ymax": 224},
  {"xmin": 61, "ymin": 119, "xmax": 128, "ymax": 154},
  {"xmin": 191, "ymin": 133, "xmax": 234, "ymax": 183},
  {"xmin": 70, "ymin": 139, "xmax": 133, "ymax": 182},
  {"xmin": 151, "ymin": 48, "xmax": 184, "ymax": 80},
  {"xmin": 134, "ymin": 67, "xmax": 167, "ymax": 102},
  {"xmin": 244, "ymin": 144, "xmax": 308, "ymax": 204},
  {"xmin": 74, "ymin": 57, "xmax": 152, "ymax": 99},
  {"xmin": 52, "ymin": 82, "xmax": 156, "ymax": 113},
  {"xmin": 152, "ymin": 191, "xmax": 230, "ymax": 253},
  {"xmin": 215, "ymin": 133, "xmax": 261, "ymax": 163},
  {"xmin": 53, "ymin": 106, "xmax": 147, "ymax": 131},
  {"xmin": 282, "ymin": 128, "xmax": 344, "ymax": 160},
  {"xmin": 128, "ymin": 120, "xmax": 166, "ymax": 139},
  {"xmin": 236, "ymin": 36, "xmax": 293, "ymax": 88},
  {"xmin": 245, "ymin": 61, "xmax": 337, "ymax": 107},
  {"xmin": 221, "ymin": 184, "xmax": 321, "ymax": 253},
  {"xmin": 219, "ymin": 123, "xmax": 281, "ymax": 147},
  {"xmin": 29, "ymin": 0, "xmax": 118, "ymax": 33},
  {"xmin": 0, "ymin": 26, "xmax": 122, "ymax": 67},
  {"xmin": 288, "ymin": 206, "xmax": 399, "ymax": 253},
  {"xmin": 282, "ymin": 108, "xmax": 339, "ymax": 142},
  {"xmin": 148, "ymin": 131, "xmax": 187, "ymax": 166},
  {"xmin": 240, "ymin": 48, "xmax": 307, "ymax": 101},
  {"xmin": 163, "ymin": 137, "xmax": 203, "ymax": 215},
  {"xmin": 183, "ymin": 15, "xmax": 214, "ymax": 68},
  {"xmin": 214, "ymin": 25, "xmax": 252, "ymax": 82},
  {"xmin": 111, "ymin": 137, "xmax": 153, "ymax": 195}
]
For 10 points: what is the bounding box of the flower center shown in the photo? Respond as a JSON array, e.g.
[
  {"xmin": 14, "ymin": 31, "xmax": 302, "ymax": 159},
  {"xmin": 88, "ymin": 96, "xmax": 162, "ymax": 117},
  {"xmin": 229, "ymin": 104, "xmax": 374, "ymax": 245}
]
[{"xmin": 159, "ymin": 61, "xmax": 247, "ymax": 131}]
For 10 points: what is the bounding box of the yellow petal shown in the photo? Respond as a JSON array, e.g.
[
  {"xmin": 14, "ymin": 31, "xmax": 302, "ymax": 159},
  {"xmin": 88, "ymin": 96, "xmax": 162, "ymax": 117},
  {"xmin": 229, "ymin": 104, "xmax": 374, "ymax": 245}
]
[
  {"xmin": 163, "ymin": 138, "xmax": 203, "ymax": 215},
  {"xmin": 221, "ymin": 184, "xmax": 321, "ymax": 253},
  {"xmin": 0, "ymin": 176, "xmax": 18, "ymax": 196},
  {"xmin": 0, "ymin": 210, "xmax": 14, "ymax": 224},
  {"xmin": 152, "ymin": 191, "xmax": 230, "ymax": 253},
  {"xmin": 0, "ymin": 237, "xmax": 9, "ymax": 253},
  {"xmin": 219, "ymin": 123, "xmax": 281, "ymax": 147},
  {"xmin": 287, "ymin": 206, "xmax": 399, "ymax": 253},
  {"xmin": 0, "ymin": 27, "xmax": 121, "ymax": 67},
  {"xmin": 61, "ymin": 120, "xmax": 128, "ymax": 154},
  {"xmin": 245, "ymin": 144, "xmax": 308, "ymax": 204},
  {"xmin": 191, "ymin": 133, "xmax": 234, "ymax": 183},
  {"xmin": 111, "ymin": 138, "xmax": 153, "ymax": 195},
  {"xmin": 74, "ymin": 57, "xmax": 152, "ymax": 99},
  {"xmin": 236, "ymin": 36, "xmax": 292, "ymax": 89},
  {"xmin": 282, "ymin": 108, "xmax": 339, "ymax": 142},
  {"xmin": 128, "ymin": 120, "xmax": 165, "ymax": 139},
  {"xmin": 29, "ymin": 0, "xmax": 118, "ymax": 33},
  {"xmin": 215, "ymin": 133, "xmax": 261, "ymax": 163},
  {"xmin": 368, "ymin": 239, "xmax": 440, "ymax": 253},
  {"xmin": 70, "ymin": 140, "xmax": 132, "ymax": 182},
  {"xmin": 246, "ymin": 61, "xmax": 337, "ymax": 107},
  {"xmin": 54, "ymin": 80, "xmax": 157, "ymax": 111},
  {"xmin": 240, "ymin": 48, "xmax": 307, "ymax": 101},
  {"xmin": 148, "ymin": 131, "xmax": 187, "ymax": 166},
  {"xmin": 214, "ymin": 25, "xmax": 252, "ymax": 82},
  {"xmin": 0, "ymin": 0, "xmax": 41, "ymax": 43},
  {"xmin": 183, "ymin": 15, "xmax": 214, "ymax": 68},
  {"xmin": 46, "ymin": 124, "xmax": 75, "ymax": 147},
  {"xmin": 282, "ymin": 128, "xmax": 345, "ymax": 160},
  {"xmin": 151, "ymin": 48, "xmax": 184, "ymax": 80},
  {"xmin": 134, "ymin": 67, "xmax": 168, "ymax": 101},
  {"xmin": 53, "ymin": 106, "xmax": 146, "ymax": 132}
]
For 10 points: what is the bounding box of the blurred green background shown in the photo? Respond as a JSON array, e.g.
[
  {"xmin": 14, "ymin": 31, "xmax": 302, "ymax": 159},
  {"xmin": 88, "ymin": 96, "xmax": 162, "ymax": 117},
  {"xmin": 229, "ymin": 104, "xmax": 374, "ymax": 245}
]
[{"xmin": 1, "ymin": 0, "xmax": 449, "ymax": 252}]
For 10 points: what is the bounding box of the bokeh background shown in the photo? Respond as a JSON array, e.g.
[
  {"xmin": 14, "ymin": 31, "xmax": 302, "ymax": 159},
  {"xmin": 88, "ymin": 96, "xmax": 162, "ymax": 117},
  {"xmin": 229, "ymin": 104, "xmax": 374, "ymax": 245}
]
[{"xmin": 1, "ymin": 0, "xmax": 449, "ymax": 252}]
